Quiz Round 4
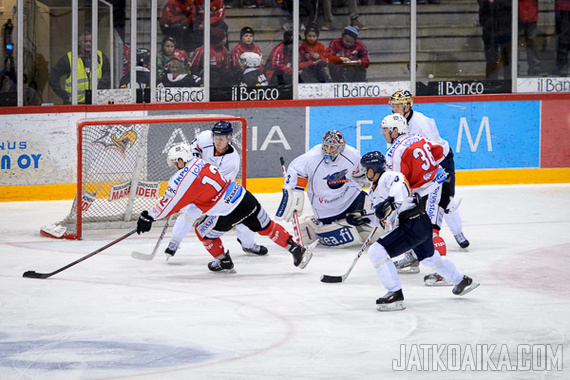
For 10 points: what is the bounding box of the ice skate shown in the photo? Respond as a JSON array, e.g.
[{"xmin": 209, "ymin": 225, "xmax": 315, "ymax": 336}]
[
  {"xmin": 454, "ymin": 233, "xmax": 470, "ymax": 249},
  {"xmin": 286, "ymin": 236, "xmax": 312, "ymax": 269},
  {"xmin": 424, "ymin": 273, "xmax": 453, "ymax": 286},
  {"xmin": 207, "ymin": 251, "xmax": 236, "ymax": 273},
  {"xmin": 394, "ymin": 251, "xmax": 420, "ymax": 274},
  {"xmin": 164, "ymin": 241, "xmax": 179, "ymax": 259},
  {"xmin": 452, "ymin": 275, "xmax": 480, "ymax": 296},
  {"xmin": 237, "ymin": 238, "xmax": 268, "ymax": 256},
  {"xmin": 376, "ymin": 289, "xmax": 405, "ymax": 311}
]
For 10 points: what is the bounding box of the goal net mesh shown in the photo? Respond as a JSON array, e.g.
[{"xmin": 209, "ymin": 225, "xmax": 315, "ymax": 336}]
[{"xmin": 41, "ymin": 115, "xmax": 246, "ymax": 239}]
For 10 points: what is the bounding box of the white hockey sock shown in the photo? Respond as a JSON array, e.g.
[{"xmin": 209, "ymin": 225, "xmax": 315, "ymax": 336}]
[
  {"xmin": 444, "ymin": 207, "xmax": 463, "ymax": 236},
  {"xmin": 367, "ymin": 243, "xmax": 402, "ymax": 292},
  {"xmin": 421, "ymin": 252, "xmax": 464, "ymax": 285},
  {"xmin": 171, "ymin": 212, "xmax": 195, "ymax": 244},
  {"xmin": 236, "ymin": 224, "xmax": 255, "ymax": 248}
]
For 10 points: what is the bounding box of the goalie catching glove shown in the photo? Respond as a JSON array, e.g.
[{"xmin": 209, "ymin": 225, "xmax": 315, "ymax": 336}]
[
  {"xmin": 275, "ymin": 186, "xmax": 304, "ymax": 222},
  {"xmin": 375, "ymin": 196, "xmax": 396, "ymax": 221},
  {"xmin": 137, "ymin": 210, "xmax": 154, "ymax": 234}
]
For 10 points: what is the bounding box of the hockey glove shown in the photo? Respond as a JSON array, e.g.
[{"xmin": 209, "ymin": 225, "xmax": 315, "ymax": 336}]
[
  {"xmin": 137, "ymin": 210, "xmax": 154, "ymax": 234},
  {"xmin": 375, "ymin": 196, "xmax": 396, "ymax": 221},
  {"xmin": 345, "ymin": 213, "xmax": 371, "ymax": 226}
]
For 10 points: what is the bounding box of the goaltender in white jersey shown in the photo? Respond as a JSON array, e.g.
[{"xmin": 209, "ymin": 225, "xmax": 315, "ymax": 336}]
[
  {"xmin": 164, "ymin": 121, "xmax": 268, "ymax": 258},
  {"xmin": 276, "ymin": 130, "xmax": 372, "ymax": 248}
]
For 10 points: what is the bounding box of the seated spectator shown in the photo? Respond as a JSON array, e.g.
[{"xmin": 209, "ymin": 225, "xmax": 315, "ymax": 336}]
[
  {"xmin": 157, "ymin": 36, "xmax": 177, "ymax": 78},
  {"xmin": 238, "ymin": 52, "xmax": 268, "ymax": 87},
  {"xmin": 195, "ymin": 0, "xmax": 229, "ymax": 49},
  {"xmin": 159, "ymin": 49, "xmax": 202, "ymax": 87},
  {"xmin": 190, "ymin": 27, "xmax": 231, "ymax": 87},
  {"xmin": 160, "ymin": 0, "xmax": 196, "ymax": 53},
  {"xmin": 120, "ymin": 48, "xmax": 151, "ymax": 89},
  {"xmin": 264, "ymin": 30, "xmax": 297, "ymax": 85},
  {"xmin": 299, "ymin": 23, "xmax": 329, "ymax": 83},
  {"xmin": 327, "ymin": 25, "xmax": 369, "ymax": 82},
  {"xmin": 231, "ymin": 27, "xmax": 263, "ymax": 79}
]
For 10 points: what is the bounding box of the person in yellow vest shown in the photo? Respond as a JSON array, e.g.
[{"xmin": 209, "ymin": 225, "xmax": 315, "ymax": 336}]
[{"xmin": 49, "ymin": 30, "xmax": 110, "ymax": 104}]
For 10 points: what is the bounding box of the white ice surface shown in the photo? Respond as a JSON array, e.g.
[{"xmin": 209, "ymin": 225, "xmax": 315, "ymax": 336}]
[{"xmin": 1, "ymin": 184, "xmax": 569, "ymax": 380}]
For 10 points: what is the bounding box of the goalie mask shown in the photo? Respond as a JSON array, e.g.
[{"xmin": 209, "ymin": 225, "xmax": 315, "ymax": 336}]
[
  {"xmin": 322, "ymin": 130, "xmax": 346, "ymax": 164},
  {"xmin": 360, "ymin": 151, "xmax": 386, "ymax": 181},
  {"xmin": 167, "ymin": 143, "xmax": 192, "ymax": 169}
]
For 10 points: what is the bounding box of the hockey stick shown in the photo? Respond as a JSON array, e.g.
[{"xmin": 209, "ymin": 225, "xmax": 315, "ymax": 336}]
[
  {"xmin": 131, "ymin": 216, "xmax": 173, "ymax": 261},
  {"xmin": 23, "ymin": 229, "xmax": 137, "ymax": 279},
  {"xmin": 279, "ymin": 156, "xmax": 304, "ymax": 246},
  {"xmin": 320, "ymin": 225, "xmax": 381, "ymax": 283}
]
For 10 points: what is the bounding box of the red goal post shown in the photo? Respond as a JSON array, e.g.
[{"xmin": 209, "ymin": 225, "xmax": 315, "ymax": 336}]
[{"xmin": 40, "ymin": 114, "xmax": 247, "ymax": 240}]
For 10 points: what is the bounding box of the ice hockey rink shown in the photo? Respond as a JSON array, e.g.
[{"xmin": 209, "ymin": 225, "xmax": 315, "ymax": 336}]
[{"xmin": 1, "ymin": 184, "xmax": 569, "ymax": 380}]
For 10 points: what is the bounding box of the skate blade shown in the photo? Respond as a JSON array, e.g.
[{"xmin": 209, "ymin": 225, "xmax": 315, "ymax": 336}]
[
  {"xmin": 297, "ymin": 250, "xmax": 313, "ymax": 269},
  {"xmin": 376, "ymin": 301, "xmax": 406, "ymax": 312},
  {"xmin": 456, "ymin": 282, "xmax": 480, "ymax": 296},
  {"xmin": 424, "ymin": 279, "xmax": 454, "ymax": 287},
  {"xmin": 397, "ymin": 266, "xmax": 420, "ymax": 274}
]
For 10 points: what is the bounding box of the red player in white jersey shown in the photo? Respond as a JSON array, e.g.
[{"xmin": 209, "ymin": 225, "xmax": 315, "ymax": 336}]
[
  {"xmin": 358, "ymin": 150, "xmax": 479, "ymax": 311},
  {"xmin": 136, "ymin": 145, "xmax": 312, "ymax": 272}
]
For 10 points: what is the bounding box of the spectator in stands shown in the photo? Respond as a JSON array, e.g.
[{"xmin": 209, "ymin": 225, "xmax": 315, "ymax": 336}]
[
  {"xmin": 49, "ymin": 30, "xmax": 110, "ymax": 104},
  {"xmin": 478, "ymin": 0, "xmax": 512, "ymax": 80},
  {"xmin": 264, "ymin": 30, "xmax": 296, "ymax": 85},
  {"xmin": 555, "ymin": 0, "xmax": 570, "ymax": 76},
  {"xmin": 195, "ymin": 0, "xmax": 229, "ymax": 50},
  {"xmin": 157, "ymin": 36, "xmax": 177, "ymax": 78},
  {"xmin": 119, "ymin": 48, "xmax": 151, "ymax": 89},
  {"xmin": 160, "ymin": 0, "xmax": 196, "ymax": 53},
  {"xmin": 519, "ymin": 0, "xmax": 546, "ymax": 76},
  {"xmin": 299, "ymin": 23, "xmax": 329, "ymax": 83},
  {"xmin": 190, "ymin": 27, "xmax": 231, "ymax": 87},
  {"xmin": 238, "ymin": 52, "xmax": 269, "ymax": 87},
  {"xmin": 327, "ymin": 25, "xmax": 369, "ymax": 82},
  {"xmin": 231, "ymin": 27, "xmax": 263, "ymax": 79},
  {"xmin": 159, "ymin": 49, "xmax": 202, "ymax": 87},
  {"xmin": 321, "ymin": 0, "xmax": 366, "ymax": 31}
]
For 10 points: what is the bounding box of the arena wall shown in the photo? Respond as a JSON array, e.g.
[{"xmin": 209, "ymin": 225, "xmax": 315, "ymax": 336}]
[{"xmin": 1, "ymin": 94, "xmax": 569, "ymax": 202}]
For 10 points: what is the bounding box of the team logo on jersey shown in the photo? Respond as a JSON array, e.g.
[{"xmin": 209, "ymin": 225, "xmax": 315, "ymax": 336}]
[
  {"xmin": 323, "ymin": 169, "xmax": 349, "ymax": 189},
  {"xmin": 92, "ymin": 126, "xmax": 138, "ymax": 158}
]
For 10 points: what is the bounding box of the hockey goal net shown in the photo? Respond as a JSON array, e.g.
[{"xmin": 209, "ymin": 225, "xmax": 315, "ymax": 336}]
[{"xmin": 40, "ymin": 114, "xmax": 247, "ymax": 240}]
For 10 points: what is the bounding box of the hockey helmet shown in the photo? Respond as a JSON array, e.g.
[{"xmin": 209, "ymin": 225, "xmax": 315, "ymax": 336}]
[
  {"xmin": 212, "ymin": 121, "xmax": 233, "ymax": 136},
  {"xmin": 239, "ymin": 52, "xmax": 262, "ymax": 68},
  {"xmin": 381, "ymin": 113, "xmax": 408, "ymax": 136},
  {"xmin": 136, "ymin": 48, "xmax": 150, "ymax": 67},
  {"xmin": 322, "ymin": 130, "xmax": 346, "ymax": 163},
  {"xmin": 360, "ymin": 151, "xmax": 386, "ymax": 179},
  {"xmin": 167, "ymin": 143, "xmax": 192, "ymax": 168},
  {"xmin": 389, "ymin": 89, "xmax": 413, "ymax": 108}
]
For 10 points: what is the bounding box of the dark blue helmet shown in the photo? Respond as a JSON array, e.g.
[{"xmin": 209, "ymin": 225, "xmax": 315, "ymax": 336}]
[
  {"xmin": 360, "ymin": 151, "xmax": 386, "ymax": 176},
  {"xmin": 212, "ymin": 121, "xmax": 233, "ymax": 136}
]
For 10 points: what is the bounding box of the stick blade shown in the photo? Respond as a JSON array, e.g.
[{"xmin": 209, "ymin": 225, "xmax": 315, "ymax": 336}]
[
  {"xmin": 320, "ymin": 274, "xmax": 344, "ymax": 283},
  {"xmin": 23, "ymin": 271, "xmax": 48, "ymax": 279},
  {"xmin": 131, "ymin": 251, "xmax": 154, "ymax": 261}
]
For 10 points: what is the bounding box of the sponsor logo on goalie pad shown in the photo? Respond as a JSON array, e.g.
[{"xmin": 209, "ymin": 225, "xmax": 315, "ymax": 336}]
[{"xmin": 317, "ymin": 225, "xmax": 360, "ymax": 247}]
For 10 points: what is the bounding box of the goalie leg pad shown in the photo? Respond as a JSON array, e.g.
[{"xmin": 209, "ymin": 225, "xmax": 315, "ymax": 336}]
[
  {"xmin": 40, "ymin": 223, "xmax": 67, "ymax": 239},
  {"xmin": 315, "ymin": 221, "xmax": 363, "ymax": 248},
  {"xmin": 298, "ymin": 216, "xmax": 320, "ymax": 245}
]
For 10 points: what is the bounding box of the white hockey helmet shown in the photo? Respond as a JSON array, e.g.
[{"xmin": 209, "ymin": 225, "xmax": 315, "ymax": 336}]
[
  {"xmin": 322, "ymin": 130, "xmax": 346, "ymax": 163},
  {"xmin": 381, "ymin": 113, "xmax": 408, "ymax": 136},
  {"xmin": 167, "ymin": 143, "xmax": 192, "ymax": 168},
  {"xmin": 239, "ymin": 52, "xmax": 262, "ymax": 68}
]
